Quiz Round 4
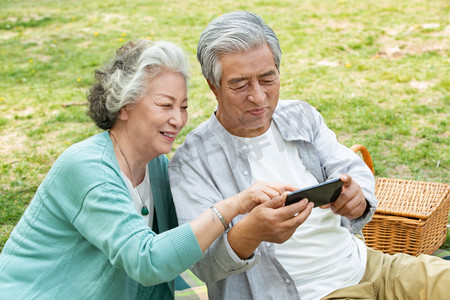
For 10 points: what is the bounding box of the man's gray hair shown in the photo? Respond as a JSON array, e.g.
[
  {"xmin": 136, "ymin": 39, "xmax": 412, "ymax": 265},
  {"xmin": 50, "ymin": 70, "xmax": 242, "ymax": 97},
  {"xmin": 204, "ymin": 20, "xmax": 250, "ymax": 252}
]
[
  {"xmin": 87, "ymin": 40, "xmax": 189, "ymax": 130},
  {"xmin": 197, "ymin": 11, "xmax": 281, "ymax": 88}
]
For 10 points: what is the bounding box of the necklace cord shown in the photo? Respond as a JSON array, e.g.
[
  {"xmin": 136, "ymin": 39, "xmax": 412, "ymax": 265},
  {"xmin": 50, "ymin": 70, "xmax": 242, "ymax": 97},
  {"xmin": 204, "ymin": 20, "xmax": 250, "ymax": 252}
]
[{"xmin": 109, "ymin": 131, "xmax": 149, "ymax": 216}]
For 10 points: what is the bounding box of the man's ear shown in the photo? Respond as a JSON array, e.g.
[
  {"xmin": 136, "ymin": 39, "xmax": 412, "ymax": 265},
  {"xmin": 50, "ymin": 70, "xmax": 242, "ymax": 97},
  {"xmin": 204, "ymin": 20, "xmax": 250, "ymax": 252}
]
[{"xmin": 207, "ymin": 79, "xmax": 219, "ymax": 99}]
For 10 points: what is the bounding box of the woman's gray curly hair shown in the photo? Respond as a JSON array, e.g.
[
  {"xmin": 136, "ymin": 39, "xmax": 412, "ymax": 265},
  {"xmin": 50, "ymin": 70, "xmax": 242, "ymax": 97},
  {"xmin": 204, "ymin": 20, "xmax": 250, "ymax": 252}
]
[{"xmin": 87, "ymin": 40, "xmax": 189, "ymax": 130}]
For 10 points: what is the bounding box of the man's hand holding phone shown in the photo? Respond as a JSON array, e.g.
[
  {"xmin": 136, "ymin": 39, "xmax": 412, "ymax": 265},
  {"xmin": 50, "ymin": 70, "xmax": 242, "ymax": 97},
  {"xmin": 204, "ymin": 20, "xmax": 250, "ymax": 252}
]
[
  {"xmin": 324, "ymin": 174, "xmax": 367, "ymax": 219},
  {"xmin": 285, "ymin": 174, "xmax": 367, "ymax": 220}
]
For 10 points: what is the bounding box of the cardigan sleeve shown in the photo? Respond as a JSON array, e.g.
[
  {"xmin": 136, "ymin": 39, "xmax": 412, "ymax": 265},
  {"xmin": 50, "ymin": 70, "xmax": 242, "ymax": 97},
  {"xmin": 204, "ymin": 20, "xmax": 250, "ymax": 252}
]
[
  {"xmin": 61, "ymin": 144, "xmax": 203, "ymax": 286},
  {"xmin": 72, "ymin": 183, "xmax": 202, "ymax": 286}
]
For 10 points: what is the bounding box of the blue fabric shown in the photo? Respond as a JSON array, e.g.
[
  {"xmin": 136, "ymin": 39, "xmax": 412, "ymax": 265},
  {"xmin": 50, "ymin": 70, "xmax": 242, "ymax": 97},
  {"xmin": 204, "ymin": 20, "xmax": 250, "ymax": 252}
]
[
  {"xmin": 175, "ymin": 275, "xmax": 191, "ymax": 291},
  {"xmin": 0, "ymin": 131, "xmax": 203, "ymax": 299}
]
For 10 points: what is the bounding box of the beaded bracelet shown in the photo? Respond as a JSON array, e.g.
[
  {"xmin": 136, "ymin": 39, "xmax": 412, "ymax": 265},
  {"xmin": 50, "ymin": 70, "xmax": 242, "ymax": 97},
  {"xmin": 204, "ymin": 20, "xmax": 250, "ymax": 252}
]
[{"xmin": 210, "ymin": 205, "xmax": 229, "ymax": 230}]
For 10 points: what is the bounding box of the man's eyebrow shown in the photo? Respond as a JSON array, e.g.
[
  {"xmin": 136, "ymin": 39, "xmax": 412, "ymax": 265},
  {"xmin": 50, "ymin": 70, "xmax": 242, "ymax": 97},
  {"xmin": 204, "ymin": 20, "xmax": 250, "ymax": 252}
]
[
  {"xmin": 228, "ymin": 70, "xmax": 278, "ymax": 85},
  {"xmin": 228, "ymin": 77, "xmax": 248, "ymax": 85},
  {"xmin": 259, "ymin": 70, "xmax": 278, "ymax": 78}
]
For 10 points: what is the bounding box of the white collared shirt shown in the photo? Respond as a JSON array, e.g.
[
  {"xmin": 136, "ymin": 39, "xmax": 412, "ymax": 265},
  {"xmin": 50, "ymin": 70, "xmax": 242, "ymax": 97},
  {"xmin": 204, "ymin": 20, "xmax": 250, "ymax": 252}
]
[{"xmin": 237, "ymin": 121, "xmax": 366, "ymax": 300}]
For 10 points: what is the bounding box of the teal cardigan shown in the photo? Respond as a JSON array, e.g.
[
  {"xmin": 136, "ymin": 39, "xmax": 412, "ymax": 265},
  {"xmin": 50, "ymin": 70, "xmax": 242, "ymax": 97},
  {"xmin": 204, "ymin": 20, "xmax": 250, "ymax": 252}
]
[{"xmin": 0, "ymin": 132, "xmax": 203, "ymax": 299}]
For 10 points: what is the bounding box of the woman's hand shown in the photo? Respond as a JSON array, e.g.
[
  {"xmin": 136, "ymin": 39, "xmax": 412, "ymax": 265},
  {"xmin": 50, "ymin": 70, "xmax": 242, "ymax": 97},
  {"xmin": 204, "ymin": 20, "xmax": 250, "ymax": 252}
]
[
  {"xmin": 191, "ymin": 181, "xmax": 299, "ymax": 253},
  {"xmin": 231, "ymin": 181, "xmax": 298, "ymax": 215},
  {"xmin": 227, "ymin": 193, "xmax": 314, "ymax": 258}
]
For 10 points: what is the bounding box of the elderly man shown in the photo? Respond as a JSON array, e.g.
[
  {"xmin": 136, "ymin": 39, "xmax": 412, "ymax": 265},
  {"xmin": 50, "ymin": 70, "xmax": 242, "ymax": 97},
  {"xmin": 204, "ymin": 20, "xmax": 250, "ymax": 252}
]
[{"xmin": 169, "ymin": 11, "xmax": 450, "ymax": 300}]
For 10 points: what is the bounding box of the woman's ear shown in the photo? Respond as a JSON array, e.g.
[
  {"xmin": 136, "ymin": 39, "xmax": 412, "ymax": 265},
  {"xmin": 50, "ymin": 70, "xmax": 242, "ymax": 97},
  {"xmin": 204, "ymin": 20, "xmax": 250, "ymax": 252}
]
[{"xmin": 118, "ymin": 106, "xmax": 129, "ymax": 121}]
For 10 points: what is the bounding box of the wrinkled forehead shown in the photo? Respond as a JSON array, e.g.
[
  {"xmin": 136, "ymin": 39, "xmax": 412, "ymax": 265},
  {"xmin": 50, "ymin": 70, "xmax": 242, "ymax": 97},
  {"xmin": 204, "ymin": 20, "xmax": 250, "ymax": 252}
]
[{"xmin": 219, "ymin": 45, "xmax": 278, "ymax": 80}]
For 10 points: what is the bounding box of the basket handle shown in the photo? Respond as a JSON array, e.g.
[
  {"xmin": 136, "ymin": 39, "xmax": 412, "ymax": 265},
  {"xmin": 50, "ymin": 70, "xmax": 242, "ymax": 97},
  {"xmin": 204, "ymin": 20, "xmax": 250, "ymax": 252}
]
[{"xmin": 350, "ymin": 144, "xmax": 375, "ymax": 175}]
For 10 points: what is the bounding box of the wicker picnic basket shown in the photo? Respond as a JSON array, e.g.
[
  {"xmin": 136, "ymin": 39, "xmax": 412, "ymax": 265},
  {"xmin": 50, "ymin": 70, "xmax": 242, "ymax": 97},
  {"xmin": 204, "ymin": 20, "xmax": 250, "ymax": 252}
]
[{"xmin": 351, "ymin": 145, "xmax": 450, "ymax": 256}]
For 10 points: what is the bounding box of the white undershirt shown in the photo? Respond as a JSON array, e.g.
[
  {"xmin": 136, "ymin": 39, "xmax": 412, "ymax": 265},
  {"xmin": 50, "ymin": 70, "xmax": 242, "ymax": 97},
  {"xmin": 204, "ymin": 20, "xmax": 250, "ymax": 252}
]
[
  {"xmin": 237, "ymin": 122, "xmax": 366, "ymax": 300},
  {"xmin": 121, "ymin": 165, "xmax": 154, "ymax": 228}
]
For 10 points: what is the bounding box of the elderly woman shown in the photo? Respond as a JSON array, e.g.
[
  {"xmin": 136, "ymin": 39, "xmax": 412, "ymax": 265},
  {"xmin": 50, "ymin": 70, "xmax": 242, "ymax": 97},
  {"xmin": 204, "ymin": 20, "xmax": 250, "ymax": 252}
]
[{"xmin": 0, "ymin": 40, "xmax": 294, "ymax": 299}]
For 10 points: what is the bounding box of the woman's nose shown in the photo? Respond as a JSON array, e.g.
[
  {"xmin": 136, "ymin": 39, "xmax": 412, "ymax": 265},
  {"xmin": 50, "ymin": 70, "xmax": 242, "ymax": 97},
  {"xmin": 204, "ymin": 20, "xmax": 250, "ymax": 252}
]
[{"xmin": 169, "ymin": 109, "xmax": 184, "ymax": 128}]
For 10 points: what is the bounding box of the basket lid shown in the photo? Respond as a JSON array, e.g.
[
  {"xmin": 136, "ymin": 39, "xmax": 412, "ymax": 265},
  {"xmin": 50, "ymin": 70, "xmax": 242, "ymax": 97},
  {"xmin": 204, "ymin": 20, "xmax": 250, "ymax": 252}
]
[{"xmin": 374, "ymin": 178, "xmax": 450, "ymax": 219}]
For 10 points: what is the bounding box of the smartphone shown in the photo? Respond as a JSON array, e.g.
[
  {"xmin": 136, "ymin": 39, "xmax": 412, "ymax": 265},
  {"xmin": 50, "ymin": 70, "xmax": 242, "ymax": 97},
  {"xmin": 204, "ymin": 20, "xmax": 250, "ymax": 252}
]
[{"xmin": 285, "ymin": 178, "xmax": 343, "ymax": 207}]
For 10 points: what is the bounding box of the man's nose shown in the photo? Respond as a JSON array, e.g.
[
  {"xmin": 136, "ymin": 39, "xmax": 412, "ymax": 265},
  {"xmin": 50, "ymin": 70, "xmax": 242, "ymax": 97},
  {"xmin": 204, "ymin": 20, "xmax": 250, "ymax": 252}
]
[{"xmin": 247, "ymin": 82, "xmax": 265, "ymax": 104}]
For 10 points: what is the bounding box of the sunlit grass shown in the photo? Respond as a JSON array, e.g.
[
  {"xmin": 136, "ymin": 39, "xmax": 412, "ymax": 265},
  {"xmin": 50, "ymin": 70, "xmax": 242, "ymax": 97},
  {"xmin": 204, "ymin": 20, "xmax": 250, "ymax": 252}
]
[{"xmin": 0, "ymin": 0, "xmax": 448, "ymax": 252}]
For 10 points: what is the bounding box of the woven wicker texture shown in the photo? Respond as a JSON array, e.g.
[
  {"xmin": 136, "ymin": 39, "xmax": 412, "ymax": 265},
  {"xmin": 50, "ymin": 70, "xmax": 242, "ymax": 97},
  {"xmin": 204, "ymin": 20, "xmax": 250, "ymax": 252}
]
[
  {"xmin": 375, "ymin": 178, "xmax": 449, "ymax": 219},
  {"xmin": 352, "ymin": 144, "xmax": 450, "ymax": 256},
  {"xmin": 365, "ymin": 179, "xmax": 450, "ymax": 255}
]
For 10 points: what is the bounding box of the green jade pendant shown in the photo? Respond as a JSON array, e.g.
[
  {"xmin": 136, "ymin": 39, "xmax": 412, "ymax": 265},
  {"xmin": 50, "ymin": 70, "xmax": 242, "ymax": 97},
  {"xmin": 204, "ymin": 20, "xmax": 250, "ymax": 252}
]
[{"xmin": 141, "ymin": 206, "xmax": 149, "ymax": 216}]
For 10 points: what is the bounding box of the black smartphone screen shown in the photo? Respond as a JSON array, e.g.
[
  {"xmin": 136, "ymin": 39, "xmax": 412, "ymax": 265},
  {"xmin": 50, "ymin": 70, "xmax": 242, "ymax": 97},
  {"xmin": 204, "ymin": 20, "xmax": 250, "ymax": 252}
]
[{"xmin": 285, "ymin": 178, "xmax": 343, "ymax": 207}]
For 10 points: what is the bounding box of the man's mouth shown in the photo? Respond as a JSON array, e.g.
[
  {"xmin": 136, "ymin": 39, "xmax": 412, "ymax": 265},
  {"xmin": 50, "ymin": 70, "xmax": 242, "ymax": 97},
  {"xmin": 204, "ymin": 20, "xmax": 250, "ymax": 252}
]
[{"xmin": 247, "ymin": 107, "xmax": 266, "ymax": 116}]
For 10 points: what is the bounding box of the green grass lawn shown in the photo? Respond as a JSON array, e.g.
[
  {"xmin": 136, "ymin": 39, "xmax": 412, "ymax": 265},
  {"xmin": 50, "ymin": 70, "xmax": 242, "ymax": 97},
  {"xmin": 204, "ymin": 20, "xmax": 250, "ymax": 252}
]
[{"xmin": 1, "ymin": 0, "xmax": 448, "ymax": 252}]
